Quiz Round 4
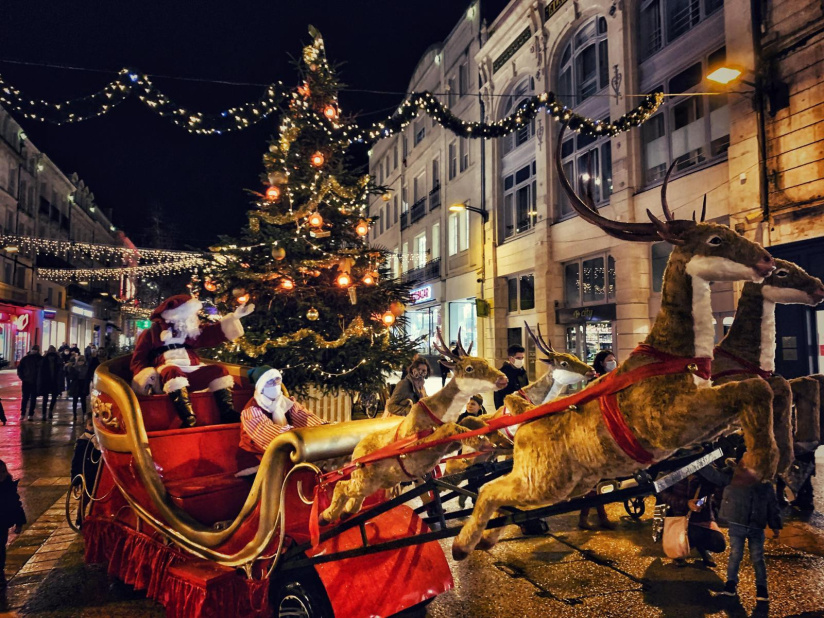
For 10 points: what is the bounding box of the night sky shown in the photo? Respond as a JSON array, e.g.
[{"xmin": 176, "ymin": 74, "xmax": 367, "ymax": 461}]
[{"xmin": 0, "ymin": 1, "xmax": 509, "ymax": 249}]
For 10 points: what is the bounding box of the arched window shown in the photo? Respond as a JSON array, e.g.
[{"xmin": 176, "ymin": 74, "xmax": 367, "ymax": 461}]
[
  {"xmin": 557, "ymin": 17, "xmax": 609, "ymax": 106},
  {"xmin": 499, "ymin": 77, "xmax": 537, "ymax": 241}
]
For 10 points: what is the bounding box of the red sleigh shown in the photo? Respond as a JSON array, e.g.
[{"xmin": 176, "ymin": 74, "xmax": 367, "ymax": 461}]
[{"xmin": 79, "ymin": 355, "xmax": 452, "ymax": 618}]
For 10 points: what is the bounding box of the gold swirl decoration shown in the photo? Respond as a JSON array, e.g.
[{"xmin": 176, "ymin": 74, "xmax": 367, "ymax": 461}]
[{"xmin": 234, "ymin": 316, "xmax": 370, "ymax": 357}]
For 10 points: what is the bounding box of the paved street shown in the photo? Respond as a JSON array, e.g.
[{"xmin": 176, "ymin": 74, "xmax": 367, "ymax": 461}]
[{"xmin": 1, "ymin": 369, "xmax": 824, "ymax": 617}]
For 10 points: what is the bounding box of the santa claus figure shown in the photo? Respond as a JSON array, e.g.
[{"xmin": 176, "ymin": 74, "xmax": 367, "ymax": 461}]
[{"xmin": 130, "ymin": 294, "xmax": 254, "ymax": 427}]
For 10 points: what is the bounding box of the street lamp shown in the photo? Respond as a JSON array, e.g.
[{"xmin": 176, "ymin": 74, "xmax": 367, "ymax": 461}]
[{"xmin": 449, "ymin": 202, "xmax": 489, "ymax": 222}]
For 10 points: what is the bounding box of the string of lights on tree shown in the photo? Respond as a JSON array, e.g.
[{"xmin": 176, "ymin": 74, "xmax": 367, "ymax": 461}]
[
  {"xmin": 39, "ymin": 257, "xmax": 207, "ymax": 283},
  {"xmin": 0, "ymin": 233, "xmax": 203, "ymax": 263},
  {"xmin": 0, "ymin": 68, "xmax": 284, "ymax": 135},
  {"xmin": 0, "ymin": 65, "xmax": 663, "ymax": 141}
]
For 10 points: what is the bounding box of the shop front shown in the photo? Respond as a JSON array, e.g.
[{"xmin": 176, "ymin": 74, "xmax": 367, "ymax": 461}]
[
  {"xmin": 69, "ymin": 301, "xmax": 95, "ymax": 350},
  {"xmin": 42, "ymin": 308, "xmax": 68, "ymax": 350},
  {"xmin": 0, "ymin": 304, "xmax": 39, "ymax": 364},
  {"xmin": 405, "ymin": 283, "xmax": 442, "ymax": 356},
  {"xmin": 556, "ymin": 303, "xmax": 616, "ymax": 365},
  {"xmin": 445, "ymin": 272, "xmax": 478, "ymax": 354}
]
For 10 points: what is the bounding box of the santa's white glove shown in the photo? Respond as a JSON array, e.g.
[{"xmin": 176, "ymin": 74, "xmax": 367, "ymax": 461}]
[
  {"xmin": 234, "ymin": 303, "xmax": 255, "ymax": 319},
  {"xmin": 160, "ymin": 329, "xmax": 173, "ymax": 343}
]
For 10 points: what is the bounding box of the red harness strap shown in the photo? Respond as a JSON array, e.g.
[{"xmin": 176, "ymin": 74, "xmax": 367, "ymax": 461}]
[{"xmin": 711, "ymin": 347, "xmax": 773, "ymax": 381}]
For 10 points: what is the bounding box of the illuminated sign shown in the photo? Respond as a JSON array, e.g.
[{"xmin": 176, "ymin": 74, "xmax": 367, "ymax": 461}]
[
  {"xmin": 135, "ymin": 319, "xmax": 151, "ymax": 330},
  {"xmin": 410, "ymin": 285, "xmax": 433, "ymax": 305},
  {"xmin": 14, "ymin": 314, "xmax": 29, "ymax": 330},
  {"xmin": 71, "ymin": 306, "xmax": 94, "ymax": 318},
  {"xmin": 43, "ymin": 310, "xmax": 57, "ymax": 320}
]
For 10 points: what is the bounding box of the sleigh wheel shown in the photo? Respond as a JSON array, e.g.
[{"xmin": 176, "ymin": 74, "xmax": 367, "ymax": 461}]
[
  {"xmin": 271, "ymin": 570, "xmax": 333, "ymax": 618},
  {"xmin": 624, "ymin": 497, "xmax": 646, "ymax": 519}
]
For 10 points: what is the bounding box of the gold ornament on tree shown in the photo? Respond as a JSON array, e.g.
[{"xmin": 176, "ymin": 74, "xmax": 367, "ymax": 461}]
[
  {"xmin": 306, "ymin": 307, "xmax": 319, "ymax": 321},
  {"xmin": 271, "ymin": 246, "xmax": 286, "ymax": 260}
]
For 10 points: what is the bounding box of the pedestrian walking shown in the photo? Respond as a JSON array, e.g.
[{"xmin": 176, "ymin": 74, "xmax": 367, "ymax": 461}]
[
  {"xmin": 0, "ymin": 459, "xmax": 26, "ymax": 588},
  {"xmin": 713, "ymin": 458, "xmax": 782, "ymax": 602},
  {"xmin": 37, "ymin": 346, "xmax": 64, "ymax": 420},
  {"xmin": 16, "ymin": 345, "xmax": 41, "ymax": 420},
  {"xmin": 68, "ymin": 356, "xmax": 91, "ymax": 420}
]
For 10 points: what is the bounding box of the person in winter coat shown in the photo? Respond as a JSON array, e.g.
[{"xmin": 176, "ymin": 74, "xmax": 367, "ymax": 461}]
[
  {"xmin": 386, "ymin": 357, "xmax": 431, "ymax": 416},
  {"xmin": 70, "ymin": 415, "xmax": 100, "ymax": 528},
  {"xmin": 37, "ymin": 346, "xmax": 64, "ymax": 420},
  {"xmin": 239, "ymin": 366, "xmax": 325, "ymax": 456},
  {"xmin": 16, "ymin": 345, "xmax": 41, "ymax": 420},
  {"xmin": 713, "ymin": 458, "xmax": 782, "ymax": 602},
  {"xmin": 67, "ymin": 356, "xmax": 91, "ymax": 420},
  {"xmin": 658, "ymin": 472, "xmax": 726, "ymax": 567},
  {"xmin": 493, "ymin": 344, "xmax": 528, "ymax": 410},
  {"xmin": 0, "ymin": 459, "xmax": 26, "ymax": 587}
]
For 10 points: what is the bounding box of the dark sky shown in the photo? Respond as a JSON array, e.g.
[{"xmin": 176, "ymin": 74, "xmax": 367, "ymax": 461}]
[{"xmin": 0, "ymin": 1, "xmax": 509, "ymax": 249}]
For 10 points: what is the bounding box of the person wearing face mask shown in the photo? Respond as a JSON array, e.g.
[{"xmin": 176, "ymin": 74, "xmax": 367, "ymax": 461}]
[
  {"xmin": 386, "ymin": 358, "xmax": 431, "ymax": 416},
  {"xmin": 493, "ymin": 344, "xmax": 528, "ymax": 410},
  {"xmin": 239, "ymin": 366, "xmax": 325, "ymax": 455},
  {"xmin": 592, "ymin": 350, "xmax": 618, "ymax": 379}
]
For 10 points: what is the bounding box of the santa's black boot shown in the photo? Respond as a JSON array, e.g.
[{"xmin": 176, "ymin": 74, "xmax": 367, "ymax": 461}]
[
  {"xmin": 213, "ymin": 388, "xmax": 240, "ymax": 424},
  {"xmin": 169, "ymin": 388, "xmax": 197, "ymax": 428}
]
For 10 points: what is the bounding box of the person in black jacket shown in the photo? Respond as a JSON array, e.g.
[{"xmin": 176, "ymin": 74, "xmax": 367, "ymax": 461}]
[
  {"xmin": 37, "ymin": 346, "xmax": 64, "ymax": 420},
  {"xmin": 16, "ymin": 346, "xmax": 41, "ymax": 420},
  {"xmin": 0, "ymin": 459, "xmax": 26, "ymax": 587},
  {"xmin": 714, "ymin": 458, "xmax": 782, "ymax": 602},
  {"xmin": 493, "ymin": 344, "xmax": 527, "ymax": 410},
  {"xmin": 67, "ymin": 356, "xmax": 91, "ymax": 420}
]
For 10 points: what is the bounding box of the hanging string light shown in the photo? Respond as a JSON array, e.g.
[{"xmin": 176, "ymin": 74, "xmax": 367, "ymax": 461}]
[
  {"xmin": 38, "ymin": 257, "xmax": 207, "ymax": 282},
  {"xmin": 0, "ymin": 233, "xmax": 203, "ymax": 263}
]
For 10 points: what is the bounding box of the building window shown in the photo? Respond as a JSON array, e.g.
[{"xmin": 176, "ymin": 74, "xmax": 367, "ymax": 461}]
[
  {"xmin": 639, "ymin": 0, "xmax": 724, "ymax": 61},
  {"xmin": 377, "ymin": 161, "xmax": 383, "ymax": 185},
  {"xmin": 448, "ymin": 142, "xmax": 457, "ymax": 180},
  {"xmin": 402, "ymin": 184, "xmax": 408, "ymax": 212},
  {"xmin": 641, "ymin": 47, "xmax": 729, "ymax": 184},
  {"xmin": 558, "ymin": 17, "xmax": 609, "ymax": 106},
  {"xmin": 432, "ymin": 158, "xmax": 440, "ymax": 187},
  {"xmin": 459, "ymin": 138, "xmax": 469, "ymax": 172},
  {"xmin": 563, "ymin": 253, "xmax": 616, "ymax": 306},
  {"xmin": 393, "ymin": 143, "xmax": 398, "ymax": 169},
  {"xmin": 459, "ymin": 208, "xmax": 469, "ymax": 252},
  {"xmin": 385, "ymin": 203, "xmax": 391, "ymax": 230},
  {"xmin": 500, "ymin": 78, "xmax": 535, "ymax": 155},
  {"xmin": 458, "ymin": 61, "xmax": 469, "ymax": 97},
  {"xmin": 414, "ymin": 120, "xmax": 426, "ymax": 146},
  {"xmin": 402, "ymin": 241, "xmax": 409, "ymax": 273},
  {"xmin": 448, "ymin": 213, "xmax": 458, "ymax": 256},
  {"xmin": 557, "ymin": 121, "xmax": 613, "ymax": 220},
  {"xmin": 432, "ymin": 222, "xmax": 440, "ymax": 260},
  {"xmin": 448, "ymin": 77, "xmax": 457, "ymax": 107},
  {"xmin": 507, "ymin": 273, "xmax": 535, "ymax": 313},
  {"xmin": 379, "ymin": 213, "xmax": 384, "ymax": 235},
  {"xmin": 384, "ymin": 156, "xmax": 390, "ymax": 179},
  {"xmin": 394, "ymin": 195, "xmax": 399, "ymax": 223},
  {"xmin": 414, "ymin": 233, "xmax": 427, "ymax": 269},
  {"xmin": 651, "ymin": 242, "xmax": 674, "ymax": 292},
  {"xmin": 3, "ymin": 262, "xmax": 11, "ymax": 285},
  {"xmin": 413, "ymin": 172, "xmax": 426, "ymax": 202},
  {"xmin": 502, "ymin": 162, "xmax": 537, "ymax": 238}
]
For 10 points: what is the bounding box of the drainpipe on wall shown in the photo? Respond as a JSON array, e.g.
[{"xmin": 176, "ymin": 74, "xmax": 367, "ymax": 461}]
[{"xmin": 750, "ymin": 0, "xmax": 770, "ymax": 244}]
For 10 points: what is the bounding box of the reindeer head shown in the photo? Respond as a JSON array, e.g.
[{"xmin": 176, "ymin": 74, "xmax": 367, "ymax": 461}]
[
  {"xmin": 760, "ymin": 259, "xmax": 824, "ymax": 305},
  {"xmin": 434, "ymin": 328, "xmax": 508, "ymax": 393},
  {"xmin": 556, "ymin": 125, "xmax": 775, "ymax": 284},
  {"xmin": 525, "ymin": 322, "xmax": 595, "ymax": 386}
]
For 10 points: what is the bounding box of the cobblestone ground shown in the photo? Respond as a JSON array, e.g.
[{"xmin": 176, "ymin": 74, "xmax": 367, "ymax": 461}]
[{"xmin": 1, "ymin": 368, "xmax": 823, "ymax": 617}]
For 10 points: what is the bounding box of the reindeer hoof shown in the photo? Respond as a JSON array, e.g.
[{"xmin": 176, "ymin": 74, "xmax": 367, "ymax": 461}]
[
  {"xmin": 319, "ymin": 515, "xmax": 332, "ymax": 527},
  {"xmin": 476, "ymin": 537, "xmax": 497, "ymax": 551},
  {"xmin": 451, "ymin": 543, "xmax": 470, "ymax": 561}
]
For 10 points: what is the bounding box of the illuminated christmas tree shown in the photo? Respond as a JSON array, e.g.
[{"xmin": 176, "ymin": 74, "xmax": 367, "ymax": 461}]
[{"xmin": 207, "ymin": 27, "xmax": 416, "ymax": 400}]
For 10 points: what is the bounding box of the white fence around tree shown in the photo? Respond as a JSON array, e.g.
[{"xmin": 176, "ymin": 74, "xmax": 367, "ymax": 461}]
[{"xmin": 303, "ymin": 387, "xmax": 351, "ymax": 423}]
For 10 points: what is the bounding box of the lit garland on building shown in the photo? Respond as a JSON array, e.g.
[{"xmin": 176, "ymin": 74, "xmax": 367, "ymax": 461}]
[
  {"xmin": 0, "ymin": 233, "xmax": 203, "ymax": 263},
  {"xmin": 39, "ymin": 257, "xmax": 207, "ymax": 282},
  {"xmin": 0, "ymin": 68, "xmax": 283, "ymax": 135}
]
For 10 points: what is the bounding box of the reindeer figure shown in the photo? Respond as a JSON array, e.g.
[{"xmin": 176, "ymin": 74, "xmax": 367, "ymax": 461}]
[
  {"xmin": 713, "ymin": 259, "xmax": 824, "ymax": 472},
  {"xmin": 320, "ymin": 329, "xmax": 507, "ymax": 524},
  {"xmin": 451, "ymin": 125, "xmax": 778, "ymax": 560}
]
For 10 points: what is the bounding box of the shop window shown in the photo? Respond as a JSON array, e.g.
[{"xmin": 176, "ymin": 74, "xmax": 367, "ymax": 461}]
[
  {"xmin": 651, "ymin": 242, "xmax": 674, "ymax": 292},
  {"xmin": 449, "ymin": 300, "xmax": 477, "ymax": 349},
  {"xmin": 640, "ymin": 47, "xmax": 729, "ymax": 184},
  {"xmin": 557, "ymin": 17, "xmax": 609, "ymax": 106},
  {"xmin": 564, "ymin": 254, "xmax": 615, "ymax": 306},
  {"xmin": 557, "ymin": 122, "xmax": 613, "ymax": 220},
  {"xmin": 507, "ymin": 273, "xmax": 535, "ymax": 313},
  {"xmin": 639, "ymin": 0, "xmax": 723, "ymax": 61}
]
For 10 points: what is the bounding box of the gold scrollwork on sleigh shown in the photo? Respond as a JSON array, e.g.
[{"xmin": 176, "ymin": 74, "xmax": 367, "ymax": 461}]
[{"xmin": 92, "ymin": 391, "xmax": 121, "ymax": 431}]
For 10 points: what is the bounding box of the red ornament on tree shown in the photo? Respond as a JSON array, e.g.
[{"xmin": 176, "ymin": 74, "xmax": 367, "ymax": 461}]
[
  {"xmin": 308, "ymin": 212, "xmax": 324, "ymax": 228},
  {"xmin": 265, "ymin": 186, "xmax": 281, "ymax": 201},
  {"xmin": 323, "ymin": 104, "xmax": 338, "ymax": 120},
  {"xmin": 310, "ymin": 152, "xmax": 325, "ymax": 167}
]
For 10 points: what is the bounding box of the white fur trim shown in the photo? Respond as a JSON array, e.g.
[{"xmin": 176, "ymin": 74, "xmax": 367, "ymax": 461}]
[
  {"xmin": 235, "ymin": 466, "xmax": 259, "ymax": 477},
  {"xmin": 761, "ymin": 299, "xmax": 776, "ymax": 373},
  {"xmin": 208, "ymin": 375, "xmax": 235, "ymax": 392},
  {"xmin": 161, "ymin": 297, "xmax": 203, "ymax": 323},
  {"xmin": 685, "ymin": 255, "xmax": 763, "ymax": 283},
  {"xmin": 131, "ymin": 367, "xmax": 160, "ymax": 395},
  {"xmin": 762, "ymin": 284, "xmax": 818, "ymax": 304},
  {"xmin": 163, "ymin": 376, "xmax": 190, "ymax": 393},
  {"xmin": 220, "ymin": 314, "xmax": 244, "ymax": 341}
]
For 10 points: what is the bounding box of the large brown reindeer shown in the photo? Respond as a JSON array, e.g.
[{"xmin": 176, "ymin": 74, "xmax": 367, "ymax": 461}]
[
  {"xmin": 713, "ymin": 259, "xmax": 824, "ymax": 472},
  {"xmin": 320, "ymin": 330, "xmax": 507, "ymax": 524},
  {"xmin": 451, "ymin": 126, "xmax": 778, "ymax": 560}
]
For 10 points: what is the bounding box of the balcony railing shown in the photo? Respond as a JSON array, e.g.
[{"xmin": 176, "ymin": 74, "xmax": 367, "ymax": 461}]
[
  {"xmin": 402, "ymin": 257, "xmax": 441, "ymax": 284},
  {"xmin": 400, "ymin": 211, "xmax": 409, "ymax": 230},
  {"xmin": 410, "ymin": 197, "xmax": 427, "ymax": 223},
  {"xmin": 429, "ymin": 184, "xmax": 441, "ymax": 211}
]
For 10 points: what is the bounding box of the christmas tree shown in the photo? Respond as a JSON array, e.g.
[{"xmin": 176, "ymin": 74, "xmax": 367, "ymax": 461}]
[{"xmin": 207, "ymin": 27, "xmax": 417, "ymax": 399}]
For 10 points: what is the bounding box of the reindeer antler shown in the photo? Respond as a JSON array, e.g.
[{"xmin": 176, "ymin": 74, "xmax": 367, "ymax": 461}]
[
  {"xmin": 433, "ymin": 327, "xmax": 460, "ymax": 363},
  {"xmin": 525, "ymin": 322, "xmax": 554, "ymax": 356}
]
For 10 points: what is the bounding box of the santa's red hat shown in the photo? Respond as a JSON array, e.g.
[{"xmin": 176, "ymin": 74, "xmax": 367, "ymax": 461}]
[{"xmin": 150, "ymin": 294, "xmax": 203, "ymax": 322}]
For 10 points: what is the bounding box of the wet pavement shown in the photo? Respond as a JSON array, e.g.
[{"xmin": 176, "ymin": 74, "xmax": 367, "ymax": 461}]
[{"xmin": 1, "ymin": 368, "xmax": 824, "ymax": 617}]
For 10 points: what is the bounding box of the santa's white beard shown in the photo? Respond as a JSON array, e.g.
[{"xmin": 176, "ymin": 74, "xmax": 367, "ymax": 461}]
[{"xmin": 170, "ymin": 314, "xmax": 202, "ymax": 340}]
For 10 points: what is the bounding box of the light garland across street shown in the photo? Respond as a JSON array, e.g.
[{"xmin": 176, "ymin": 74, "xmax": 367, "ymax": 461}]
[
  {"xmin": 39, "ymin": 257, "xmax": 208, "ymax": 282},
  {"xmin": 0, "ymin": 233, "xmax": 204, "ymax": 263}
]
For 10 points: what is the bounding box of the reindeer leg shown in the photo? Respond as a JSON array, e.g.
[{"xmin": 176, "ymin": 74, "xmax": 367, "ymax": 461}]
[
  {"xmin": 768, "ymin": 375, "xmax": 794, "ymax": 475},
  {"xmin": 343, "ymin": 495, "xmax": 366, "ymax": 516},
  {"xmin": 732, "ymin": 378, "xmax": 778, "ymax": 480},
  {"xmin": 320, "ymin": 480, "xmax": 353, "ymax": 524},
  {"xmin": 503, "ymin": 393, "xmax": 533, "ymax": 416}
]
